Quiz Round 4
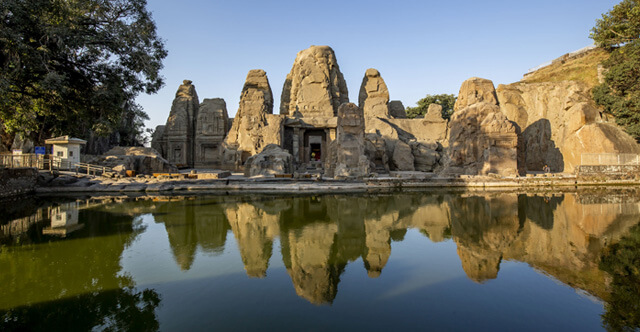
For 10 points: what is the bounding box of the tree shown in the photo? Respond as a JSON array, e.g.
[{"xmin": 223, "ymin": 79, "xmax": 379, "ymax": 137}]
[
  {"xmin": 590, "ymin": 0, "xmax": 640, "ymax": 48},
  {"xmin": 591, "ymin": 0, "xmax": 640, "ymax": 141},
  {"xmin": 0, "ymin": 0, "xmax": 167, "ymax": 145},
  {"xmin": 406, "ymin": 94, "xmax": 457, "ymax": 120}
]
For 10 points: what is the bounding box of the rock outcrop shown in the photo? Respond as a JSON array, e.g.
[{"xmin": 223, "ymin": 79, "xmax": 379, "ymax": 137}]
[
  {"xmin": 90, "ymin": 147, "xmax": 178, "ymax": 175},
  {"xmin": 243, "ymin": 144, "xmax": 294, "ymax": 177},
  {"xmin": 443, "ymin": 78, "xmax": 519, "ymax": 176},
  {"xmin": 325, "ymin": 103, "xmax": 370, "ymax": 178},
  {"xmin": 224, "ymin": 70, "xmax": 283, "ymax": 165},
  {"xmin": 358, "ymin": 68, "xmax": 389, "ymax": 118},
  {"xmin": 496, "ymin": 81, "xmax": 640, "ymax": 173},
  {"xmin": 280, "ymin": 46, "xmax": 349, "ymax": 118}
]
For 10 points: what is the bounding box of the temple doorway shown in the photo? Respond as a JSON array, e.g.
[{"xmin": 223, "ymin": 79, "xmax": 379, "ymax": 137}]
[
  {"xmin": 303, "ymin": 130, "xmax": 326, "ymax": 164},
  {"xmin": 310, "ymin": 143, "xmax": 321, "ymax": 161}
]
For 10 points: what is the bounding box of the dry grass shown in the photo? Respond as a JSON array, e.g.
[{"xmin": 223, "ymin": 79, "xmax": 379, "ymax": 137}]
[{"xmin": 520, "ymin": 48, "xmax": 610, "ymax": 88}]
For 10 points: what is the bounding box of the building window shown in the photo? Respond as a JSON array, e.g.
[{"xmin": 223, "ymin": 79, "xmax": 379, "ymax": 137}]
[
  {"xmin": 69, "ymin": 151, "xmax": 73, "ymax": 157},
  {"xmin": 57, "ymin": 151, "xmax": 64, "ymax": 157}
]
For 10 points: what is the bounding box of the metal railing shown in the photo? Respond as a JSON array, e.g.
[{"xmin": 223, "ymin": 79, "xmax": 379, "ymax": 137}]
[{"xmin": 581, "ymin": 153, "xmax": 640, "ymax": 166}]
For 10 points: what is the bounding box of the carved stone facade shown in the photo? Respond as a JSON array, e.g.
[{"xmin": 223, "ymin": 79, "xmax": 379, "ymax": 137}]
[
  {"xmin": 152, "ymin": 46, "xmax": 639, "ymax": 177},
  {"xmin": 152, "ymin": 80, "xmax": 230, "ymax": 168}
]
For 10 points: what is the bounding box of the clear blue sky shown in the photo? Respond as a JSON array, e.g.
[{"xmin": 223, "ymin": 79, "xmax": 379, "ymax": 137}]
[{"xmin": 137, "ymin": 0, "xmax": 618, "ymax": 129}]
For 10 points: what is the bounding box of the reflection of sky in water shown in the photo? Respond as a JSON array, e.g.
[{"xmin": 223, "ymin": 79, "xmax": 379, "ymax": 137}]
[{"xmin": 120, "ymin": 214, "xmax": 250, "ymax": 286}]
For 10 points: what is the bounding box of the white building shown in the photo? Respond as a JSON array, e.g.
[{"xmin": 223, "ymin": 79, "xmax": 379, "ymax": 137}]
[{"xmin": 45, "ymin": 136, "xmax": 87, "ymax": 169}]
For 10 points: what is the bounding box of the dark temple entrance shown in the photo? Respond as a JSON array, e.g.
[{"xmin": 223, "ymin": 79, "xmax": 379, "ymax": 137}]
[{"xmin": 304, "ymin": 130, "xmax": 326, "ymax": 164}]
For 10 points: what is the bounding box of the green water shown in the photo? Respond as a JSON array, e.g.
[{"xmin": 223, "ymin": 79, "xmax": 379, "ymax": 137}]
[{"xmin": 1, "ymin": 190, "xmax": 639, "ymax": 331}]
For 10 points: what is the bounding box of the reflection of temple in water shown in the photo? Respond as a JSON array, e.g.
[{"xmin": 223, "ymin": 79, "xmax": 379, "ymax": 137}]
[
  {"xmin": 12, "ymin": 192, "xmax": 637, "ymax": 306},
  {"xmin": 200, "ymin": 192, "xmax": 640, "ymax": 304}
]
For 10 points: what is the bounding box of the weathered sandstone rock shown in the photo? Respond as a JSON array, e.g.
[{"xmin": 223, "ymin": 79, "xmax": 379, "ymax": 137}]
[
  {"xmin": 244, "ymin": 144, "xmax": 294, "ymax": 177},
  {"xmin": 91, "ymin": 146, "xmax": 177, "ymax": 175},
  {"xmin": 225, "ymin": 70, "xmax": 283, "ymax": 165},
  {"xmin": 364, "ymin": 133, "xmax": 389, "ymax": 173},
  {"xmin": 410, "ymin": 140, "xmax": 440, "ymax": 172},
  {"xmin": 496, "ymin": 81, "xmax": 640, "ymax": 173},
  {"xmin": 195, "ymin": 98, "xmax": 229, "ymax": 167},
  {"xmin": 454, "ymin": 77, "xmax": 499, "ymax": 111},
  {"xmin": 425, "ymin": 103, "xmax": 444, "ymax": 122},
  {"xmin": 388, "ymin": 100, "xmax": 406, "ymax": 118},
  {"xmin": 326, "ymin": 103, "xmax": 370, "ymax": 178},
  {"xmin": 280, "ymin": 46, "xmax": 349, "ymax": 118},
  {"xmin": 358, "ymin": 68, "xmax": 389, "ymax": 118},
  {"xmin": 391, "ymin": 140, "xmax": 414, "ymax": 171},
  {"xmin": 443, "ymin": 78, "xmax": 519, "ymax": 176},
  {"xmin": 150, "ymin": 125, "xmax": 165, "ymax": 156}
]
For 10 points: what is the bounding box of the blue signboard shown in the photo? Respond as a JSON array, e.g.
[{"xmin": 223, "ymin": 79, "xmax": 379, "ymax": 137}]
[{"xmin": 35, "ymin": 146, "xmax": 46, "ymax": 155}]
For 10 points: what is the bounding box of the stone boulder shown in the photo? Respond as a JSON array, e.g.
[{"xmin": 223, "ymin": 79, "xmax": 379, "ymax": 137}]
[
  {"xmin": 91, "ymin": 147, "xmax": 178, "ymax": 175},
  {"xmin": 443, "ymin": 78, "xmax": 519, "ymax": 176},
  {"xmin": 244, "ymin": 144, "xmax": 294, "ymax": 177},
  {"xmin": 391, "ymin": 140, "xmax": 414, "ymax": 171},
  {"xmin": 425, "ymin": 104, "xmax": 445, "ymax": 122},
  {"xmin": 280, "ymin": 45, "xmax": 349, "ymax": 118},
  {"xmin": 364, "ymin": 133, "xmax": 389, "ymax": 173},
  {"xmin": 410, "ymin": 140, "xmax": 440, "ymax": 172},
  {"xmin": 388, "ymin": 100, "xmax": 407, "ymax": 119},
  {"xmin": 224, "ymin": 70, "xmax": 283, "ymax": 165},
  {"xmin": 497, "ymin": 81, "xmax": 640, "ymax": 173},
  {"xmin": 358, "ymin": 68, "xmax": 390, "ymax": 118},
  {"xmin": 325, "ymin": 103, "xmax": 370, "ymax": 178}
]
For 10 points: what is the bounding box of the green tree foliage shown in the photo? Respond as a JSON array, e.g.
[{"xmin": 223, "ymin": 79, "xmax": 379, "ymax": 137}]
[
  {"xmin": 590, "ymin": 0, "xmax": 640, "ymax": 48},
  {"xmin": 406, "ymin": 94, "xmax": 457, "ymax": 120},
  {"xmin": 0, "ymin": 0, "xmax": 167, "ymax": 144},
  {"xmin": 591, "ymin": 0, "xmax": 640, "ymax": 141},
  {"xmin": 599, "ymin": 223, "xmax": 640, "ymax": 331}
]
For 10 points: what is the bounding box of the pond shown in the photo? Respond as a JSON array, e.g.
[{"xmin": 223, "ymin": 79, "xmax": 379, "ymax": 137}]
[{"xmin": 1, "ymin": 190, "xmax": 639, "ymax": 331}]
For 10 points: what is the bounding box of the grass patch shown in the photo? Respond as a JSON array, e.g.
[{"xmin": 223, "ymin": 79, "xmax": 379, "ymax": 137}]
[{"xmin": 521, "ymin": 48, "xmax": 610, "ymax": 88}]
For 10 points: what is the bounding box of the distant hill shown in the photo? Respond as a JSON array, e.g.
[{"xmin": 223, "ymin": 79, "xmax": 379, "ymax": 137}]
[{"xmin": 520, "ymin": 47, "xmax": 610, "ymax": 88}]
